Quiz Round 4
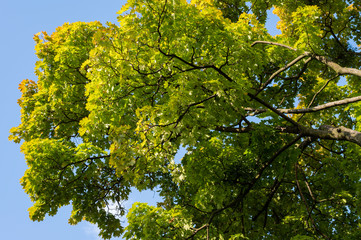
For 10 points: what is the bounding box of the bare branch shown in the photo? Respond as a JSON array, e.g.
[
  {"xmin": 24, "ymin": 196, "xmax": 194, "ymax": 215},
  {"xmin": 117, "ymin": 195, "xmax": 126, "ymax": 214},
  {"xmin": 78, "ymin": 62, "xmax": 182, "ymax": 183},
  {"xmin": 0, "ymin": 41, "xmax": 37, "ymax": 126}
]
[
  {"xmin": 251, "ymin": 41, "xmax": 297, "ymax": 51},
  {"xmin": 251, "ymin": 40, "xmax": 361, "ymax": 78},
  {"xmin": 243, "ymin": 95, "xmax": 361, "ymax": 115},
  {"xmin": 284, "ymin": 95, "xmax": 361, "ymax": 114},
  {"xmin": 314, "ymin": 55, "xmax": 361, "ymax": 77},
  {"xmin": 218, "ymin": 122, "xmax": 361, "ymax": 147},
  {"xmin": 279, "ymin": 125, "xmax": 361, "ymax": 147},
  {"xmin": 219, "ymin": 121, "xmax": 361, "ymax": 147},
  {"xmin": 306, "ymin": 125, "xmax": 361, "ymax": 147}
]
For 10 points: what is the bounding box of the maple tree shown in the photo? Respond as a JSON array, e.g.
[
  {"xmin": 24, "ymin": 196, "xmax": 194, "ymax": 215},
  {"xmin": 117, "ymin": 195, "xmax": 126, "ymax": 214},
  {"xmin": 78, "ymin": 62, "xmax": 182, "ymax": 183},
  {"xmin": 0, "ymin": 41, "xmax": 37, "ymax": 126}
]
[{"xmin": 10, "ymin": 0, "xmax": 361, "ymax": 239}]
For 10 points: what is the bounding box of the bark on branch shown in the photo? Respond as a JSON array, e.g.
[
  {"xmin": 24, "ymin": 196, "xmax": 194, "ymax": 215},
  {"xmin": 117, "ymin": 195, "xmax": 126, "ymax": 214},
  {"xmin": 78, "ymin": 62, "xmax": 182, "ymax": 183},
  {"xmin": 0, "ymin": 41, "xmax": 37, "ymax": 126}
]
[
  {"xmin": 217, "ymin": 125, "xmax": 361, "ymax": 147},
  {"xmin": 314, "ymin": 55, "xmax": 361, "ymax": 77},
  {"xmin": 284, "ymin": 96, "xmax": 361, "ymax": 113},
  {"xmin": 251, "ymin": 41, "xmax": 297, "ymax": 51},
  {"xmin": 252, "ymin": 40, "xmax": 361, "ymax": 78},
  {"xmin": 244, "ymin": 95, "xmax": 361, "ymax": 114},
  {"xmin": 302, "ymin": 125, "xmax": 361, "ymax": 146},
  {"xmin": 278, "ymin": 125, "xmax": 361, "ymax": 147}
]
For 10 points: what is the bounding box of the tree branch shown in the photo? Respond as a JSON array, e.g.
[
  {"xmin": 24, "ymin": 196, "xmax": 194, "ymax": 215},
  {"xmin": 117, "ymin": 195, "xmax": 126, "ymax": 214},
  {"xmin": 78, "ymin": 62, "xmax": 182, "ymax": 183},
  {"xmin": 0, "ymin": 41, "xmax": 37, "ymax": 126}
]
[
  {"xmin": 297, "ymin": 74, "xmax": 340, "ymax": 122},
  {"xmin": 191, "ymin": 135, "xmax": 302, "ymax": 234},
  {"xmin": 281, "ymin": 125, "xmax": 361, "ymax": 147},
  {"xmin": 257, "ymin": 54, "xmax": 309, "ymax": 94},
  {"xmin": 305, "ymin": 125, "xmax": 361, "ymax": 147},
  {"xmin": 218, "ymin": 123, "xmax": 361, "ymax": 147},
  {"xmin": 251, "ymin": 41, "xmax": 297, "ymax": 51},
  {"xmin": 157, "ymin": 47, "xmax": 234, "ymax": 82},
  {"xmin": 239, "ymin": 135, "xmax": 302, "ymax": 202},
  {"xmin": 295, "ymin": 163, "xmax": 330, "ymax": 239},
  {"xmin": 252, "ymin": 179, "xmax": 282, "ymax": 222},
  {"xmin": 314, "ymin": 55, "xmax": 361, "ymax": 77},
  {"xmin": 186, "ymin": 224, "xmax": 209, "ymax": 240},
  {"xmin": 247, "ymin": 93, "xmax": 299, "ymax": 126},
  {"xmin": 242, "ymin": 95, "xmax": 361, "ymax": 115},
  {"xmin": 284, "ymin": 95, "xmax": 361, "ymax": 114},
  {"xmin": 215, "ymin": 126, "xmax": 252, "ymax": 133},
  {"xmin": 251, "ymin": 40, "xmax": 361, "ymax": 78}
]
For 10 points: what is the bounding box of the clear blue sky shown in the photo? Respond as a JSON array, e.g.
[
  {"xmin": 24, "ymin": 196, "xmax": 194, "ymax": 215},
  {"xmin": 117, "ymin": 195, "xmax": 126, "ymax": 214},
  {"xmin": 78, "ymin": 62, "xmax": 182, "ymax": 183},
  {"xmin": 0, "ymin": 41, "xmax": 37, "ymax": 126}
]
[
  {"xmin": 1, "ymin": 1, "xmax": 279, "ymax": 239},
  {"xmin": 1, "ymin": 1, "xmax": 128, "ymax": 239}
]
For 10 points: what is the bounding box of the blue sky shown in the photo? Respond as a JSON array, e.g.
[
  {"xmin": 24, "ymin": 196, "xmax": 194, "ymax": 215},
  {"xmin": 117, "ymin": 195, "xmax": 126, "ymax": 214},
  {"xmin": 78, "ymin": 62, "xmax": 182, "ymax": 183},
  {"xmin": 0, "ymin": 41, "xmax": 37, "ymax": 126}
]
[
  {"xmin": 1, "ymin": 1, "xmax": 279, "ymax": 239},
  {"xmin": 1, "ymin": 1, "xmax": 127, "ymax": 239}
]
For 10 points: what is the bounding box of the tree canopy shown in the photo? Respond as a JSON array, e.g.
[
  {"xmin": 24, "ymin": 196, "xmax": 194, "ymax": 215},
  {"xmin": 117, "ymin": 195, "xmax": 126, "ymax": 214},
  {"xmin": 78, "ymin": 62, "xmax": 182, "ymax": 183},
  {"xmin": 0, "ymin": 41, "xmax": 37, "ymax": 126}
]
[{"xmin": 10, "ymin": 0, "xmax": 361, "ymax": 239}]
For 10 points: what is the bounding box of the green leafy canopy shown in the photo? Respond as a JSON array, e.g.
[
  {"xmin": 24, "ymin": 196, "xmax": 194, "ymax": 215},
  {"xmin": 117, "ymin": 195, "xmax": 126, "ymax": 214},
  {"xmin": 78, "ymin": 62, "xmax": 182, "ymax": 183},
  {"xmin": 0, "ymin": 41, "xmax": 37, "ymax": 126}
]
[{"xmin": 10, "ymin": 0, "xmax": 361, "ymax": 239}]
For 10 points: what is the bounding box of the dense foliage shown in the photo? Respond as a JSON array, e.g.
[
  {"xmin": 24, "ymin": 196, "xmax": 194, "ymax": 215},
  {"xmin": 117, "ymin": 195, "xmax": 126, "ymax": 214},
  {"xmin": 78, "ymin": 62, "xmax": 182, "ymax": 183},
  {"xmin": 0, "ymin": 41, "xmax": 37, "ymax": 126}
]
[{"xmin": 10, "ymin": 0, "xmax": 361, "ymax": 239}]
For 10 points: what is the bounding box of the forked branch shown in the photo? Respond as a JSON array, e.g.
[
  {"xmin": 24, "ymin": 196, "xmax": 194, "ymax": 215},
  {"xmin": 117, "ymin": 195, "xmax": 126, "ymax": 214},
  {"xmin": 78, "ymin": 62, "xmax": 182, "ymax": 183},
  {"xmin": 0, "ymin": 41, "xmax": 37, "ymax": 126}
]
[{"xmin": 252, "ymin": 40, "xmax": 361, "ymax": 77}]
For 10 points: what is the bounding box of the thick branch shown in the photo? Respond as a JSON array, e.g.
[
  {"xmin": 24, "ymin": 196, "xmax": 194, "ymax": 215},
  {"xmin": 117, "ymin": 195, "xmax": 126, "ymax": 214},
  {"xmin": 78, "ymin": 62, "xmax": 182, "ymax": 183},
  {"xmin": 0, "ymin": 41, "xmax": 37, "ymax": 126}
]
[
  {"xmin": 314, "ymin": 55, "xmax": 361, "ymax": 77},
  {"xmin": 279, "ymin": 125, "xmax": 361, "ymax": 147},
  {"xmin": 218, "ymin": 124, "xmax": 361, "ymax": 147},
  {"xmin": 302, "ymin": 125, "xmax": 361, "ymax": 147},
  {"xmin": 252, "ymin": 40, "xmax": 361, "ymax": 78}
]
